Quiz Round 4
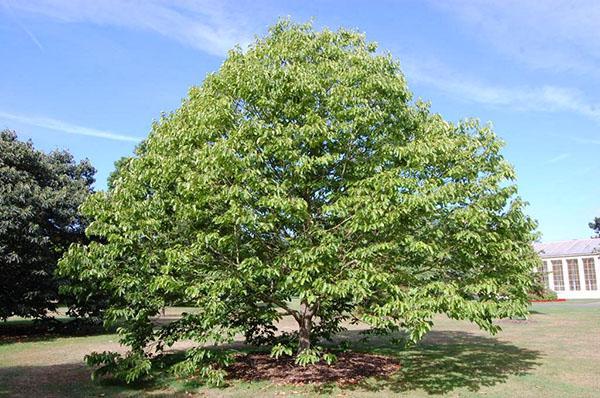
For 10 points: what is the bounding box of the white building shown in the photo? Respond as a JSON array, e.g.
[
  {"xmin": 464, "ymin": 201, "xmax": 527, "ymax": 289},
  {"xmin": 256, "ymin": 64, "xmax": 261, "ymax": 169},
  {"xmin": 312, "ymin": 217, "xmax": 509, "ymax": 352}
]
[{"xmin": 534, "ymin": 238, "xmax": 600, "ymax": 299}]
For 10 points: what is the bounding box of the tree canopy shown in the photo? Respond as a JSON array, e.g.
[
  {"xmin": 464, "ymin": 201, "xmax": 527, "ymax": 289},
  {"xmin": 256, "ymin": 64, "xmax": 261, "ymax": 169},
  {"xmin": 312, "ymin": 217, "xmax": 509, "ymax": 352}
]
[
  {"xmin": 0, "ymin": 130, "xmax": 95, "ymax": 319},
  {"xmin": 59, "ymin": 21, "xmax": 538, "ymax": 384},
  {"xmin": 589, "ymin": 217, "xmax": 600, "ymax": 238}
]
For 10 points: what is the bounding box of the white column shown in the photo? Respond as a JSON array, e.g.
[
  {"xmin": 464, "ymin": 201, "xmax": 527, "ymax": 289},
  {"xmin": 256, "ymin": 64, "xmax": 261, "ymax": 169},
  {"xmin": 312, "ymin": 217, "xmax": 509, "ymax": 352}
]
[
  {"xmin": 547, "ymin": 259, "xmax": 555, "ymax": 291},
  {"xmin": 562, "ymin": 259, "xmax": 569, "ymax": 292},
  {"xmin": 595, "ymin": 256, "xmax": 600, "ymax": 291},
  {"xmin": 578, "ymin": 257, "xmax": 585, "ymax": 292}
]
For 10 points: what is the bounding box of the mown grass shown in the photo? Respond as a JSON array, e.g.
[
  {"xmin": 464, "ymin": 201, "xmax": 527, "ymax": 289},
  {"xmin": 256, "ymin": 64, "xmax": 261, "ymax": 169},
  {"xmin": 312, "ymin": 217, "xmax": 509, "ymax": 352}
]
[{"xmin": 1, "ymin": 301, "xmax": 599, "ymax": 397}]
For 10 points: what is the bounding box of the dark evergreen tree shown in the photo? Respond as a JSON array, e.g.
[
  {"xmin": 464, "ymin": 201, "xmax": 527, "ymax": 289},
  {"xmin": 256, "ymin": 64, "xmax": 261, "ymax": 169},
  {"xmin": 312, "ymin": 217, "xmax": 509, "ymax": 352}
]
[{"xmin": 0, "ymin": 130, "xmax": 95, "ymax": 319}]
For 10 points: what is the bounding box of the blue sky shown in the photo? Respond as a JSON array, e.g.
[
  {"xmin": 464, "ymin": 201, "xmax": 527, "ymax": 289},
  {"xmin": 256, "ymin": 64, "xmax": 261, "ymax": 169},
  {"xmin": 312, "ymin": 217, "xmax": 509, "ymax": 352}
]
[{"xmin": 1, "ymin": 0, "xmax": 598, "ymax": 242}]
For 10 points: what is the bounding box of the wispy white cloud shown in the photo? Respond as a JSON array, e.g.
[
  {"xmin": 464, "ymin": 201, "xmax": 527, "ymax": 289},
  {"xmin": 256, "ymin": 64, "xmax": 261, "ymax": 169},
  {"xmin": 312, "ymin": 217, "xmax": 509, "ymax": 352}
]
[
  {"xmin": 545, "ymin": 153, "xmax": 571, "ymax": 165},
  {"xmin": 429, "ymin": 0, "xmax": 600, "ymax": 77},
  {"xmin": 1, "ymin": 0, "xmax": 44, "ymax": 50},
  {"xmin": 402, "ymin": 58, "xmax": 600, "ymax": 122},
  {"xmin": 0, "ymin": 111, "xmax": 142, "ymax": 142},
  {"xmin": 19, "ymin": 23, "xmax": 44, "ymax": 50},
  {"xmin": 398, "ymin": 1, "xmax": 600, "ymax": 127},
  {"xmin": 2, "ymin": 0, "xmax": 253, "ymax": 57},
  {"xmin": 7, "ymin": 0, "xmax": 600, "ymax": 131}
]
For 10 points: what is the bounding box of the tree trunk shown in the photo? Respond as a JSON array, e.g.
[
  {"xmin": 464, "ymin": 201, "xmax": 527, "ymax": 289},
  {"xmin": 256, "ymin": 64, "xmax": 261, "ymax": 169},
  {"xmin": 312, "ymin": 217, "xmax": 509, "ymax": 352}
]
[
  {"xmin": 298, "ymin": 315, "xmax": 312, "ymax": 352},
  {"xmin": 297, "ymin": 300, "xmax": 314, "ymax": 352}
]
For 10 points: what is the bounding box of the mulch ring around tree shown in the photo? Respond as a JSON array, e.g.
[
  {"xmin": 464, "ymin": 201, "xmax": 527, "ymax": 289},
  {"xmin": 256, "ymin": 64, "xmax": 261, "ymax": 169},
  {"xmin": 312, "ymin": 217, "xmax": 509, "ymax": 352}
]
[{"xmin": 226, "ymin": 352, "xmax": 401, "ymax": 385}]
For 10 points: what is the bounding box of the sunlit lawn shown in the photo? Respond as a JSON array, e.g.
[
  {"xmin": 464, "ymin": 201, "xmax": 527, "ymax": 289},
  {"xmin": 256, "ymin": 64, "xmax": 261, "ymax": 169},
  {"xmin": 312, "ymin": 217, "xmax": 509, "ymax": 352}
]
[{"xmin": 1, "ymin": 301, "xmax": 599, "ymax": 397}]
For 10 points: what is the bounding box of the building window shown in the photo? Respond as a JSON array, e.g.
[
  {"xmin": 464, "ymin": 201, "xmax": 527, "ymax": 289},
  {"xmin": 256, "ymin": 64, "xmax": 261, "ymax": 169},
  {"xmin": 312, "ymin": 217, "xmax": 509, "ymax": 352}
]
[
  {"xmin": 567, "ymin": 259, "xmax": 580, "ymax": 291},
  {"xmin": 539, "ymin": 261, "xmax": 549, "ymax": 288},
  {"xmin": 582, "ymin": 257, "xmax": 597, "ymax": 291},
  {"xmin": 552, "ymin": 260, "xmax": 565, "ymax": 291}
]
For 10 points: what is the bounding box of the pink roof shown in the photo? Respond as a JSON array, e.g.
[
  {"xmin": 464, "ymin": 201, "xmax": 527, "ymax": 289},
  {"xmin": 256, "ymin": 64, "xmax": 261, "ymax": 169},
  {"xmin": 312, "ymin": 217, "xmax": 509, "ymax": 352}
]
[{"xmin": 534, "ymin": 238, "xmax": 600, "ymax": 258}]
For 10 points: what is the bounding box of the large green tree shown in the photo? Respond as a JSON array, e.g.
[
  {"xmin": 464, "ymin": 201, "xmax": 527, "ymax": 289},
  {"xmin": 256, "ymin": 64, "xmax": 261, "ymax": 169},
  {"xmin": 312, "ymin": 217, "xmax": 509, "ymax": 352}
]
[
  {"xmin": 0, "ymin": 130, "xmax": 95, "ymax": 319},
  {"xmin": 59, "ymin": 21, "xmax": 538, "ymax": 383}
]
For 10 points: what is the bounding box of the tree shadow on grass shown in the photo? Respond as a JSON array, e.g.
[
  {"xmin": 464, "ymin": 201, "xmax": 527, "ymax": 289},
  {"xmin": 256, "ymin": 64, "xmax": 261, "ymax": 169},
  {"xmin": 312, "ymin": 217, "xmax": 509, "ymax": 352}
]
[
  {"xmin": 0, "ymin": 362, "xmax": 190, "ymax": 398},
  {"xmin": 0, "ymin": 319, "xmax": 115, "ymax": 346},
  {"xmin": 317, "ymin": 329, "xmax": 543, "ymax": 395},
  {"xmin": 0, "ymin": 363, "xmax": 111, "ymax": 398},
  {"xmin": 0, "ymin": 330, "xmax": 543, "ymax": 397}
]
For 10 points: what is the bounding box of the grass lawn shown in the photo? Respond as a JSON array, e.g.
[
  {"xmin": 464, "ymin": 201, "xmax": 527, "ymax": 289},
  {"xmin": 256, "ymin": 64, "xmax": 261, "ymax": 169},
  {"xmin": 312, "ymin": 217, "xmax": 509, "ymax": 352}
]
[{"xmin": 1, "ymin": 301, "xmax": 599, "ymax": 397}]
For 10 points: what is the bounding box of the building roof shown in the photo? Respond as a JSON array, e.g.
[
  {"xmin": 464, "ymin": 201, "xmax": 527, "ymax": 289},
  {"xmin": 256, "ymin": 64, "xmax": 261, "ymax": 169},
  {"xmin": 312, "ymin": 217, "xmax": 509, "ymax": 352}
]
[{"xmin": 534, "ymin": 238, "xmax": 600, "ymax": 258}]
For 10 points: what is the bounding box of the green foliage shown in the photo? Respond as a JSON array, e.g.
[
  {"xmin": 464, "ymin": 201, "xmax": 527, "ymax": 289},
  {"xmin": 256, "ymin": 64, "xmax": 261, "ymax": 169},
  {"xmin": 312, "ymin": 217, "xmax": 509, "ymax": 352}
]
[
  {"xmin": 295, "ymin": 347, "xmax": 323, "ymax": 366},
  {"xmin": 589, "ymin": 217, "xmax": 600, "ymax": 238},
  {"xmin": 0, "ymin": 130, "xmax": 96, "ymax": 319},
  {"xmin": 528, "ymin": 258, "xmax": 557, "ymax": 301},
  {"xmin": 529, "ymin": 270, "xmax": 557, "ymax": 300},
  {"xmin": 271, "ymin": 343, "xmax": 293, "ymax": 359},
  {"xmin": 530, "ymin": 288, "xmax": 558, "ymax": 301},
  {"xmin": 322, "ymin": 352, "xmax": 337, "ymax": 365},
  {"xmin": 59, "ymin": 20, "xmax": 539, "ymax": 383},
  {"xmin": 171, "ymin": 347, "xmax": 233, "ymax": 387},
  {"xmin": 86, "ymin": 351, "xmax": 152, "ymax": 384}
]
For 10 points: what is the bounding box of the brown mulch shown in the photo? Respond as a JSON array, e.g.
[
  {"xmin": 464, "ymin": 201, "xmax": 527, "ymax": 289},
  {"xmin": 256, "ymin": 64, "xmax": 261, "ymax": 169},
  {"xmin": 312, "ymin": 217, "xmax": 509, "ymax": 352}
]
[{"xmin": 226, "ymin": 352, "xmax": 401, "ymax": 385}]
